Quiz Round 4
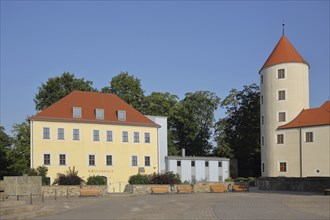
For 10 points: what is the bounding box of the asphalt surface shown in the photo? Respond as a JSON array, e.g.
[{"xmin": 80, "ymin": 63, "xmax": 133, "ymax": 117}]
[{"xmin": 33, "ymin": 191, "xmax": 330, "ymax": 220}]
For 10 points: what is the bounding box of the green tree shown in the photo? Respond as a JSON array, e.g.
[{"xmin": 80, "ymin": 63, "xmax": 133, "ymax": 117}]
[
  {"xmin": 28, "ymin": 166, "xmax": 50, "ymax": 185},
  {"xmin": 142, "ymin": 92, "xmax": 180, "ymax": 155},
  {"xmin": 102, "ymin": 72, "xmax": 145, "ymax": 111},
  {"xmin": 0, "ymin": 126, "xmax": 13, "ymax": 179},
  {"xmin": 172, "ymin": 91, "xmax": 220, "ymax": 156},
  {"xmin": 214, "ymin": 83, "xmax": 260, "ymax": 177},
  {"xmin": 34, "ymin": 72, "xmax": 96, "ymax": 111},
  {"xmin": 7, "ymin": 121, "xmax": 31, "ymax": 175}
]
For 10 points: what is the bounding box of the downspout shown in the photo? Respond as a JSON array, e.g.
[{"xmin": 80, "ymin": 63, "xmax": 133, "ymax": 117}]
[
  {"xmin": 30, "ymin": 120, "xmax": 33, "ymax": 168},
  {"xmin": 299, "ymin": 127, "xmax": 302, "ymax": 177},
  {"xmin": 157, "ymin": 127, "xmax": 160, "ymax": 174}
]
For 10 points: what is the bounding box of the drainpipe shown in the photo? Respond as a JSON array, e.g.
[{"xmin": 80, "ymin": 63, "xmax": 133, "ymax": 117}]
[
  {"xmin": 299, "ymin": 127, "xmax": 302, "ymax": 178},
  {"xmin": 182, "ymin": 148, "xmax": 185, "ymax": 157}
]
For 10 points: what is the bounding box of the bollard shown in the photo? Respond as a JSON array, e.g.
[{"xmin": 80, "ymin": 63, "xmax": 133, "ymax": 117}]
[
  {"xmin": 55, "ymin": 189, "xmax": 57, "ymax": 200},
  {"xmin": 42, "ymin": 192, "xmax": 44, "ymax": 203},
  {"xmin": 66, "ymin": 187, "xmax": 69, "ymax": 198},
  {"xmin": 17, "ymin": 195, "xmax": 19, "ymax": 201},
  {"xmin": 30, "ymin": 193, "xmax": 32, "ymax": 205}
]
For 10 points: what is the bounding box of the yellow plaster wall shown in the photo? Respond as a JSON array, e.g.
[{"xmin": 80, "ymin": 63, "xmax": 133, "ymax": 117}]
[{"xmin": 31, "ymin": 120, "xmax": 159, "ymax": 192}]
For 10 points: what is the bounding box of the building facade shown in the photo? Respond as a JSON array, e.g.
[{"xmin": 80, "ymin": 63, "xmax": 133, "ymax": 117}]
[
  {"xmin": 166, "ymin": 150, "xmax": 230, "ymax": 183},
  {"xmin": 260, "ymin": 33, "xmax": 330, "ymax": 177},
  {"xmin": 30, "ymin": 91, "xmax": 161, "ymax": 192}
]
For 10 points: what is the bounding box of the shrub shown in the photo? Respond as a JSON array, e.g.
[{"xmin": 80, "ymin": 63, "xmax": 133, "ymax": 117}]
[
  {"xmin": 52, "ymin": 167, "xmax": 85, "ymax": 185},
  {"xmin": 150, "ymin": 172, "xmax": 181, "ymax": 185},
  {"xmin": 87, "ymin": 175, "xmax": 107, "ymax": 185},
  {"xmin": 225, "ymin": 177, "xmax": 233, "ymax": 182},
  {"xmin": 128, "ymin": 174, "xmax": 151, "ymax": 185},
  {"xmin": 28, "ymin": 166, "xmax": 50, "ymax": 185}
]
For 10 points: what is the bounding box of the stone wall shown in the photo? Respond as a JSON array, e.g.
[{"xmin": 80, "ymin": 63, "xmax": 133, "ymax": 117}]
[
  {"xmin": 42, "ymin": 185, "xmax": 107, "ymax": 197},
  {"xmin": 4, "ymin": 176, "xmax": 42, "ymax": 196},
  {"xmin": 131, "ymin": 182, "xmax": 235, "ymax": 194},
  {"xmin": 258, "ymin": 177, "xmax": 330, "ymax": 192},
  {"xmin": 0, "ymin": 180, "xmax": 4, "ymax": 191}
]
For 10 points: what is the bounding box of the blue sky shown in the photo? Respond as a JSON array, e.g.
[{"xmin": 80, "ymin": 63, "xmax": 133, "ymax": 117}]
[{"xmin": 1, "ymin": 1, "xmax": 329, "ymax": 135}]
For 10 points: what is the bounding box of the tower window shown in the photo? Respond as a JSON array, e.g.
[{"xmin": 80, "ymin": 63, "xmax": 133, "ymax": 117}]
[
  {"xmin": 261, "ymin": 116, "xmax": 264, "ymax": 125},
  {"xmin": 262, "ymin": 163, "xmax": 265, "ymax": 172},
  {"xmin": 177, "ymin": 161, "xmax": 181, "ymax": 167},
  {"xmin": 279, "ymin": 162, "xmax": 287, "ymax": 172},
  {"xmin": 277, "ymin": 134, "xmax": 284, "ymax": 144},
  {"xmin": 278, "ymin": 112, "xmax": 286, "ymax": 122},
  {"xmin": 261, "ymin": 96, "xmax": 263, "ymax": 105},
  {"xmin": 278, "ymin": 69, "xmax": 285, "ymax": 79},
  {"xmin": 278, "ymin": 90, "xmax": 286, "ymax": 100},
  {"xmin": 261, "ymin": 75, "xmax": 263, "ymax": 84},
  {"xmin": 261, "ymin": 136, "xmax": 264, "ymax": 146},
  {"xmin": 191, "ymin": 161, "xmax": 195, "ymax": 167}
]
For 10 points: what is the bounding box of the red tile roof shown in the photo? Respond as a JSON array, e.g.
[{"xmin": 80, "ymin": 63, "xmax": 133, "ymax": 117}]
[
  {"xmin": 260, "ymin": 35, "xmax": 309, "ymax": 71},
  {"xmin": 279, "ymin": 101, "xmax": 330, "ymax": 129},
  {"xmin": 30, "ymin": 91, "xmax": 160, "ymax": 127}
]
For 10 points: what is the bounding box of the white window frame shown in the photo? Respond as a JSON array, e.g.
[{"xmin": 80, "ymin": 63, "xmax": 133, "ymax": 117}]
[
  {"xmin": 277, "ymin": 111, "xmax": 287, "ymax": 122},
  {"xmin": 43, "ymin": 127, "xmax": 50, "ymax": 139},
  {"xmin": 88, "ymin": 154, "xmax": 96, "ymax": 166},
  {"xmin": 276, "ymin": 133, "xmax": 285, "ymax": 144},
  {"xmin": 59, "ymin": 154, "xmax": 66, "ymax": 166},
  {"xmin": 106, "ymin": 155, "xmax": 113, "ymax": 166},
  {"xmin": 277, "ymin": 89, "xmax": 287, "ymax": 101},
  {"xmin": 277, "ymin": 68, "xmax": 286, "ymax": 80},
  {"xmin": 73, "ymin": 107, "xmax": 82, "ymax": 118},
  {"xmin": 57, "ymin": 128, "xmax": 65, "ymax": 140},
  {"xmin": 93, "ymin": 130, "xmax": 100, "ymax": 142},
  {"xmin": 73, "ymin": 128, "xmax": 80, "ymax": 141},
  {"xmin": 122, "ymin": 131, "xmax": 129, "ymax": 142},
  {"xmin": 144, "ymin": 132, "xmax": 150, "ymax": 143},
  {"xmin": 134, "ymin": 132, "xmax": 140, "ymax": 143},
  {"xmin": 144, "ymin": 156, "xmax": 151, "ymax": 167},
  {"xmin": 278, "ymin": 161, "xmax": 288, "ymax": 173},
  {"xmin": 106, "ymin": 130, "xmax": 113, "ymax": 142},
  {"xmin": 305, "ymin": 131, "xmax": 314, "ymax": 143},
  {"xmin": 117, "ymin": 110, "xmax": 126, "ymax": 121},
  {"xmin": 95, "ymin": 109, "xmax": 104, "ymax": 120},
  {"xmin": 131, "ymin": 155, "xmax": 138, "ymax": 167},
  {"xmin": 43, "ymin": 153, "xmax": 51, "ymax": 166}
]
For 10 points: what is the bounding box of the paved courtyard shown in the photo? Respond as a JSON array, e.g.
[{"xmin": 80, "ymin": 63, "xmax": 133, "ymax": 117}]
[{"xmin": 35, "ymin": 191, "xmax": 330, "ymax": 220}]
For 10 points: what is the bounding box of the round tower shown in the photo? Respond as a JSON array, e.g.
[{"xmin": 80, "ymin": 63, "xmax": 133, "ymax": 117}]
[{"xmin": 259, "ymin": 33, "xmax": 309, "ymax": 177}]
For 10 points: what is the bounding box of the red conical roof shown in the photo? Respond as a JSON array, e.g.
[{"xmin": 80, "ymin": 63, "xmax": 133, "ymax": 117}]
[{"xmin": 260, "ymin": 35, "xmax": 309, "ymax": 71}]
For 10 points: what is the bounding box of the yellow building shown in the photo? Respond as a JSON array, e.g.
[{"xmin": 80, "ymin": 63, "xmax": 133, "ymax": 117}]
[{"xmin": 30, "ymin": 91, "xmax": 160, "ymax": 192}]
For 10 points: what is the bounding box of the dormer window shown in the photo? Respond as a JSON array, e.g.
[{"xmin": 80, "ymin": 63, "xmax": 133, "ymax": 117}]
[
  {"xmin": 117, "ymin": 110, "xmax": 126, "ymax": 121},
  {"xmin": 95, "ymin": 109, "xmax": 104, "ymax": 120},
  {"xmin": 73, "ymin": 107, "xmax": 81, "ymax": 118}
]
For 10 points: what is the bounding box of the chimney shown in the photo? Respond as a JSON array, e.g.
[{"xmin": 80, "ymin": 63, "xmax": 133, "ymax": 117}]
[{"xmin": 182, "ymin": 148, "xmax": 185, "ymax": 157}]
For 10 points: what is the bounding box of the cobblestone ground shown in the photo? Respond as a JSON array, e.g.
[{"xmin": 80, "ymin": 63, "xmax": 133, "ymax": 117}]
[{"xmin": 35, "ymin": 192, "xmax": 330, "ymax": 220}]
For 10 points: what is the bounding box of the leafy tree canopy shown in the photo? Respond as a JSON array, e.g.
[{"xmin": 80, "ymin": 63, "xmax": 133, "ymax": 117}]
[
  {"xmin": 101, "ymin": 72, "xmax": 145, "ymax": 111},
  {"xmin": 172, "ymin": 91, "xmax": 220, "ymax": 156},
  {"xmin": 34, "ymin": 72, "xmax": 96, "ymax": 111},
  {"xmin": 214, "ymin": 83, "xmax": 260, "ymax": 177},
  {"xmin": 0, "ymin": 126, "xmax": 13, "ymax": 179}
]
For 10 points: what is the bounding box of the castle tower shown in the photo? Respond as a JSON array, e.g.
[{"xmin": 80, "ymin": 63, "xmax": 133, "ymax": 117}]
[{"xmin": 260, "ymin": 33, "xmax": 309, "ymax": 177}]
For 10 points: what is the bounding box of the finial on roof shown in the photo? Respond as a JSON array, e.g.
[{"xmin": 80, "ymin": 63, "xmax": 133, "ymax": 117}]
[{"xmin": 282, "ymin": 20, "xmax": 285, "ymax": 36}]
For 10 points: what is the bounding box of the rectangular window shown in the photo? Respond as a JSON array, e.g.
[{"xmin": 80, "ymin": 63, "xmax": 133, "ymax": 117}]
[
  {"xmin": 117, "ymin": 110, "xmax": 126, "ymax": 121},
  {"xmin": 144, "ymin": 156, "xmax": 150, "ymax": 166},
  {"xmin": 261, "ymin": 75, "xmax": 263, "ymax": 84},
  {"xmin": 106, "ymin": 155, "xmax": 112, "ymax": 166},
  {"xmin": 57, "ymin": 128, "xmax": 64, "ymax": 140},
  {"xmin": 279, "ymin": 112, "xmax": 286, "ymax": 122},
  {"xmin": 122, "ymin": 131, "xmax": 128, "ymax": 142},
  {"xmin": 278, "ymin": 90, "xmax": 286, "ymax": 100},
  {"xmin": 177, "ymin": 161, "xmax": 181, "ymax": 167},
  {"xmin": 95, "ymin": 109, "xmax": 104, "ymax": 120},
  {"xmin": 205, "ymin": 161, "xmax": 209, "ymax": 167},
  {"xmin": 144, "ymin": 133, "xmax": 150, "ymax": 143},
  {"xmin": 261, "ymin": 96, "xmax": 263, "ymax": 105},
  {"xmin": 261, "ymin": 116, "xmax": 264, "ymax": 125},
  {"xmin": 73, "ymin": 129, "xmax": 80, "ymax": 140},
  {"xmin": 132, "ymin": 156, "xmax": 138, "ymax": 166},
  {"xmin": 218, "ymin": 162, "xmax": 222, "ymax": 167},
  {"xmin": 44, "ymin": 154, "xmax": 50, "ymax": 165},
  {"xmin": 306, "ymin": 132, "xmax": 314, "ymax": 142},
  {"xmin": 191, "ymin": 161, "xmax": 195, "ymax": 167},
  {"xmin": 277, "ymin": 134, "xmax": 284, "ymax": 144},
  {"xmin": 278, "ymin": 69, "xmax": 285, "ymax": 79},
  {"xmin": 43, "ymin": 127, "xmax": 50, "ymax": 139},
  {"xmin": 73, "ymin": 107, "xmax": 82, "ymax": 118},
  {"xmin": 106, "ymin": 131, "xmax": 113, "ymax": 142},
  {"xmin": 261, "ymin": 136, "xmax": 264, "ymax": 146},
  {"xmin": 59, "ymin": 154, "xmax": 66, "ymax": 165},
  {"xmin": 93, "ymin": 130, "xmax": 100, "ymax": 141},
  {"xmin": 89, "ymin": 155, "xmax": 95, "ymax": 166},
  {"xmin": 134, "ymin": 132, "xmax": 140, "ymax": 143},
  {"xmin": 279, "ymin": 162, "xmax": 287, "ymax": 172},
  {"xmin": 262, "ymin": 163, "xmax": 265, "ymax": 172}
]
